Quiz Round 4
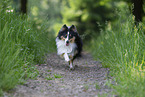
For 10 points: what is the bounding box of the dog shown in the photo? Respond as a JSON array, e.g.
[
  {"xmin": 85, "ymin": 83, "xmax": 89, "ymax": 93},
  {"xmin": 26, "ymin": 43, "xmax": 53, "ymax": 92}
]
[{"xmin": 55, "ymin": 24, "xmax": 83, "ymax": 70}]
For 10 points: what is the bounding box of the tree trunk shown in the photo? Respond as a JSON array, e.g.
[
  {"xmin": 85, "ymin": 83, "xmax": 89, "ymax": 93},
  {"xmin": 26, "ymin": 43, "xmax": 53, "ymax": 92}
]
[
  {"xmin": 20, "ymin": 0, "xmax": 27, "ymax": 14},
  {"xmin": 132, "ymin": 0, "xmax": 144, "ymax": 23}
]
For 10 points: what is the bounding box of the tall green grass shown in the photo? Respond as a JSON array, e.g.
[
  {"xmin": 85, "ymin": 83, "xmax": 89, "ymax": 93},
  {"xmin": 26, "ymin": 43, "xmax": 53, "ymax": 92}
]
[
  {"xmin": 90, "ymin": 10, "xmax": 145, "ymax": 97},
  {"xmin": 0, "ymin": 1, "xmax": 55, "ymax": 96}
]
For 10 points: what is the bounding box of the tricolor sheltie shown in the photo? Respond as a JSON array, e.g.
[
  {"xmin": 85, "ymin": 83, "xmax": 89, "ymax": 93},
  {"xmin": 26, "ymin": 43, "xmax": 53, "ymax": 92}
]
[{"xmin": 56, "ymin": 24, "xmax": 83, "ymax": 70}]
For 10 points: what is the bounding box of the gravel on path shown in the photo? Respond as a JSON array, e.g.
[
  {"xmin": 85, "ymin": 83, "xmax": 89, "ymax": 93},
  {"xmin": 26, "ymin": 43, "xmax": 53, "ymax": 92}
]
[{"xmin": 6, "ymin": 52, "xmax": 113, "ymax": 97}]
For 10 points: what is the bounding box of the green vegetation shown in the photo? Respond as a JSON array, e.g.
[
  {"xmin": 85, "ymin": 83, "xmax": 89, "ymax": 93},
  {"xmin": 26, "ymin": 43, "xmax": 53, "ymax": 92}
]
[
  {"xmin": 0, "ymin": 0, "xmax": 145, "ymax": 96},
  {"xmin": 61, "ymin": 0, "xmax": 117, "ymax": 37},
  {"xmin": 45, "ymin": 74, "xmax": 63, "ymax": 80},
  {"xmin": 83, "ymin": 84, "xmax": 89, "ymax": 91},
  {"xmin": 53, "ymin": 74, "xmax": 63, "ymax": 79},
  {"xmin": 95, "ymin": 83, "xmax": 100, "ymax": 90},
  {"xmin": 89, "ymin": 9, "xmax": 145, "ymax": 96},
  {"xmin": 0, "ymin": 1, "xmax": 55, "ymax": 96},
  {"xmin": 45, "ymin": 76, "xmax": 53, "ymax": 80}
]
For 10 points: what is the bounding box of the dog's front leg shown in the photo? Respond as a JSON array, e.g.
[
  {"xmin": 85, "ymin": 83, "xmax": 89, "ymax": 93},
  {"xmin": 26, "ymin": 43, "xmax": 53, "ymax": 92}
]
[
  {"xmin": 64, "ymin": 53, "xmax": 70, "ymax": 62},
  {"xmin": 69, "ymin": 60, "xmax": 74, "ymax": 70}
]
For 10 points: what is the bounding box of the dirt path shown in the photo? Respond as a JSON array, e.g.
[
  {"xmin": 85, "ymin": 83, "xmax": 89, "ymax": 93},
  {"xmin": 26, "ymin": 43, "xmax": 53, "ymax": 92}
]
[{"xmin": 7, "ymin": 52, "xmax": 113, "ymax": 97}]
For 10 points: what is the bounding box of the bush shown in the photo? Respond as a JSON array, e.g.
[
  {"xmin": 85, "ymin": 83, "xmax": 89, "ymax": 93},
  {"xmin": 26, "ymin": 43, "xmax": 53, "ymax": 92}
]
[{"xmin": 90, "ymin": 9, "xmax": 145, "ymax": 97}]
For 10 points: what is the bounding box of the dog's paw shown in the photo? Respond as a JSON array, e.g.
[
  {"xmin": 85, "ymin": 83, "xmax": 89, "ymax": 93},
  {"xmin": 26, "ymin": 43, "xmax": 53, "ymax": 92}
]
[{"xmin": 69, "ymin": 67, "xmax": 74, "ymax": 70}]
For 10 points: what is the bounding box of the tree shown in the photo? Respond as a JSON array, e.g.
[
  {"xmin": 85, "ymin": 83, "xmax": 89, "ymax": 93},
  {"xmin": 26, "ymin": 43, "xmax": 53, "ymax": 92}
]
[
  {"xmin": 132, "ymin": 0, "xmax": 144, "ymax": 23},
  {"xmin": 20, "ymin": 0, "xmax": 27, "ymax": 14},
  {"xmin": 61, "ymin": 0, "xmax": 116, "ymax": 39}
]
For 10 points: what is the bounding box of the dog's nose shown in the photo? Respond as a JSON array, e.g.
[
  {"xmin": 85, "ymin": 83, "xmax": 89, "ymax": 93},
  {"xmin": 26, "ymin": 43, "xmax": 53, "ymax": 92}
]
[{"xmin": 66, "ymin": 40, "xmax": 69, "ymax": 44}]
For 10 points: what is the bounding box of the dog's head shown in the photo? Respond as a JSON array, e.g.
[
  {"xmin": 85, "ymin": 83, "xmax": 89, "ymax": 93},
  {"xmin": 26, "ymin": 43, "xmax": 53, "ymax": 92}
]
[{"xmin": 58, "ymin": 24, "xmax": 78, "ymax": 46}]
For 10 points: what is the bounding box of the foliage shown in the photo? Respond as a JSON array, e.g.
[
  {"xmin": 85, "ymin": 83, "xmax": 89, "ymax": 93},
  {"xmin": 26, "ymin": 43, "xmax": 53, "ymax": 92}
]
[
  {"xmin": 0, "ymin": 0, "xmax": 55, "ymax": 95},
  {"xmin": 89, "ymin": 8, "xmax": 145, "ymax": 97},
  {"xmin": 28, "ymin": 0, "xmax": 62, "ymax": 35},
  {"xmin": 61, "ymin": 0, "xmax": 125, "ymax": 39}
]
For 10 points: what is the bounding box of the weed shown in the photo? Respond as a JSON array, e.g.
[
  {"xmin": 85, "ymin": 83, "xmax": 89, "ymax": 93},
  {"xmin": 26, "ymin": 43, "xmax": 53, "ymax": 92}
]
[
  {"xmin": 53, "ymin": 74, "xmax": 63, "ymax": 78},
  {"xmin": 45, "ymin": 76, "xmax": 53, "ymax": 80},
  {"xmin": 83, "ymin": 85, "xmax": 89, "ymax": 91},
  {"xmin": 47, "ymin": 70, "xmax": 52, "ymax": 72},
  {"xmin": 95, "ymin": 83, "xmax": 100, "ymax": 89}
]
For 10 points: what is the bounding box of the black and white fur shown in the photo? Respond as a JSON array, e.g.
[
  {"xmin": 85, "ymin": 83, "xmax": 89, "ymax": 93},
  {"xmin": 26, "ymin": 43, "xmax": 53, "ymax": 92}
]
[{"xmin": 56, "ymin": 24, "xmax": 83, "ymax": 70}]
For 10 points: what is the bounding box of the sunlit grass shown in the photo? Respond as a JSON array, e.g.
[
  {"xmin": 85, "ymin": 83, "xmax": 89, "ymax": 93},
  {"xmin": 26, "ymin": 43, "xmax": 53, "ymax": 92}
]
[
  {"xmin": 89, "ymin": 10, "xmax": 145, "ymax": 97},
  {"xmin": 0, "ymin": 3, "xmax": 55, "ymax": 96}
]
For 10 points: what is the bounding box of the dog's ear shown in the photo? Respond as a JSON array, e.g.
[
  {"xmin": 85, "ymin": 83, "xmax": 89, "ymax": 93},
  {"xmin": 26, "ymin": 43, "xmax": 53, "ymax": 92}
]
[
  {"xmin": 63, "ymin": 24, "xmax": 67, "ymax": 28},
  {"xmin": 70, "ymin": 25, "xmax": 77, "ymax": 32},
  {"xmin": 61, "ymin": 24, "xmax": 68, "ymax": 31}
]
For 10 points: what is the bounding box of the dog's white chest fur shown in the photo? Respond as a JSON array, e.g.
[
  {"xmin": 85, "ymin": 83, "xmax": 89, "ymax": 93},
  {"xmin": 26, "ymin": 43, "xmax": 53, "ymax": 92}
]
[{"xmin": 56, "ymin": 37, "xmax": 77, "ymax": 61}]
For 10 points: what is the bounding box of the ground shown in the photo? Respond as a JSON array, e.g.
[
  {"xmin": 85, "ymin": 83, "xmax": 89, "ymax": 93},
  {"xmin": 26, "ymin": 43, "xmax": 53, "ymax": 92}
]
[{"xmin": 5, "ymin": 52, "xmax": 113, "ymax": 97}]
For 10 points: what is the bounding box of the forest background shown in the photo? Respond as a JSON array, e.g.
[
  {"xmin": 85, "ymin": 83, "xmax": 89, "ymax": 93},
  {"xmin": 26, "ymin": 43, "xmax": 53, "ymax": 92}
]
[{"xmin": 0, "ymin": 0, "xmax": 145, "ymax": 96}]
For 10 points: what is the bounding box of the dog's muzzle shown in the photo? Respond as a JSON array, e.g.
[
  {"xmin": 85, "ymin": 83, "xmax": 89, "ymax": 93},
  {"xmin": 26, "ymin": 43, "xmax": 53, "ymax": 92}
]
[{"xmin": 66, "ymin": 40, "xmax": 69, "ymax": 46}]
